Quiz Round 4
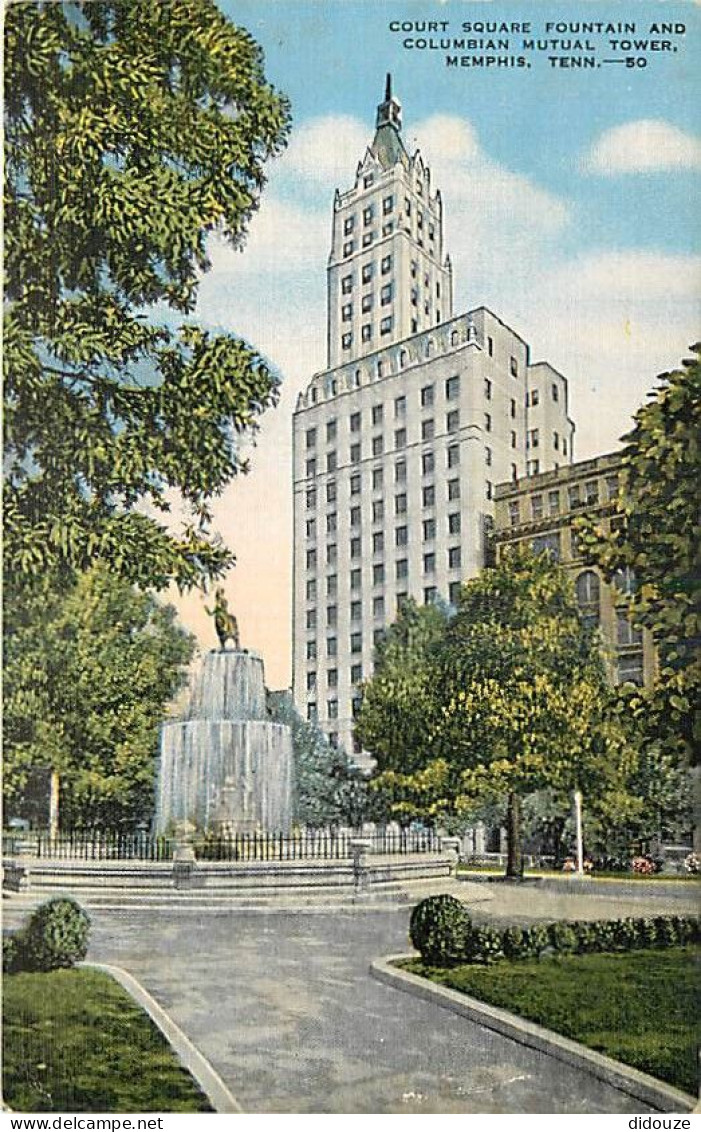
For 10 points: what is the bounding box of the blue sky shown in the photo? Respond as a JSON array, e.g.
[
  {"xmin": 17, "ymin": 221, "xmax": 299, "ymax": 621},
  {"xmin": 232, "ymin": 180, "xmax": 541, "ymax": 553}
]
[{"xmin": 171, "ymin": 0, "xmax": 701, "ymax": 686}]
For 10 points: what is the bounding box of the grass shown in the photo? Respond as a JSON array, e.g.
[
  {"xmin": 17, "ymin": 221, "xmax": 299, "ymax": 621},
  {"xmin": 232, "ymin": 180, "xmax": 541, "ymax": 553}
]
[
  {"xmin": 2, "ymin": 968, "xmax": 213, "ymax": 1113},
  {"xmin": 400, "ymin": 947, "xmax": 700, "ymax": 1096}
]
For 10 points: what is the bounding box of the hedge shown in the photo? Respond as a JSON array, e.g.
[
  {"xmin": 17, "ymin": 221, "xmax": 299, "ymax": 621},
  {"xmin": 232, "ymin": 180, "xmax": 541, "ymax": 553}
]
[{"xmin": 409, "ymin": 896, "xmax": 700, "ymax": 966}]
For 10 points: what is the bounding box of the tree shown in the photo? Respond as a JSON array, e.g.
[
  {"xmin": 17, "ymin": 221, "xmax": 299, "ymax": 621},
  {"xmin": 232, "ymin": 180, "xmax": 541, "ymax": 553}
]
[
  {"xmin": 575, "ymin": 346, "xmax": 701, "ymax": 766},
  {"xmin": 363, "ymin": 549, "xmax": 635, "ymax": 877},
  {"xmin": 267, "ymin": 692, "xmax": 359, "ymax": 828},
  {"xmin": 355, "ymin": 598, "xmax": 448, "ymax": 789},
  {"xmin": 4, "ymin": 0, "xmax": 291, "ymax": 593},
  {"xmin": 3, "ymin": 565, "xmax": 195, "ymax": 828}
]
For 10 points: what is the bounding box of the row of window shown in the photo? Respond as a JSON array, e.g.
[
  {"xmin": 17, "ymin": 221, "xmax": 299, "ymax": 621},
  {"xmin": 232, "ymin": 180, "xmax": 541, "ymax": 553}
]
[
  {"xmin": 526, "ymin": 428, "xmax": 568, "ymax": 456},
  {"xmin": 305, "ymin": 519, "xmax": 465, "ymax": 570},
  {"xmin": 305, "ymin": 453, "xmax": 463, "ymax": 506},
  {"xmin": 307, "ymin": 506, "xmax": 462, "ymax": 541},
  {"xmin": 526, "ymin": 383, "xmax": 560, "ymax": 406},
  {"xmin": 304, "ymin": 416, "xmax": 464, "ymax": 476},
  {"xmin": 305, "ymin": 545, "xmax": 462, "ymax": 599},
  {"xmin": 507, "ymin": 473, "xmax": 619, "ymax": 525}
]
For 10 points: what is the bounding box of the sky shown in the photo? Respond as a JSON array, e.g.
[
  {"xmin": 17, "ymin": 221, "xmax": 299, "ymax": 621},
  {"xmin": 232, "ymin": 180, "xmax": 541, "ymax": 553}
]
[{"xmin": 168, "ymin": 0, "xmax": 701, "ymax": 689}]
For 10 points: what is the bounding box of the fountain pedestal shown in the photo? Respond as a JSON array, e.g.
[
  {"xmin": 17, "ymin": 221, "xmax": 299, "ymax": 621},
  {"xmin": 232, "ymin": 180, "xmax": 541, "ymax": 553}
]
[{"xmin": 155, "ymin": 650, "xmax": 293, "ymax": 835}]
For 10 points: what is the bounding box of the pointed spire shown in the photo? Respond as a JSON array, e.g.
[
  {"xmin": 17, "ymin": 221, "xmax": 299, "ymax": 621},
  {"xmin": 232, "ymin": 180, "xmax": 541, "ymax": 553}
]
[
  {"xmin": 375, "ymin": 73, "xmax": 402, "ymax": 132},
  {"xmin": 385, "ymin": 72, "xmax": 392, "ymax": 102}
]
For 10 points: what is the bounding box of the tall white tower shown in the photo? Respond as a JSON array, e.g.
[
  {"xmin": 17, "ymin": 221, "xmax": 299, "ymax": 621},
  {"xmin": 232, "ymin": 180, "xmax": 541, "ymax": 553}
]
[{"xmin": 327, "ymin": 75, "xmax": 453, "ymax": 369}]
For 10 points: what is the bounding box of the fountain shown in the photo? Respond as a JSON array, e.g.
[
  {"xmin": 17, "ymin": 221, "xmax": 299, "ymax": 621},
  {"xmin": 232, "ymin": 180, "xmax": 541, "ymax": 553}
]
[{"xmin": 155, "ymin": 647, "xmax": 294, "ymax": 835}]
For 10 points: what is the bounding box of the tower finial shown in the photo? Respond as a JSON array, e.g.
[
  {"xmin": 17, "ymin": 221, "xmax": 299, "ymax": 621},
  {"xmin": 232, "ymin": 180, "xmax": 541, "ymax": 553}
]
[
  {"xmin": 376, "ymin": 73, "xmax": 402, "ymax": 132},
  {"xmin": 385, "ymin": 72, "xmax": 392, "ymax": 102}
]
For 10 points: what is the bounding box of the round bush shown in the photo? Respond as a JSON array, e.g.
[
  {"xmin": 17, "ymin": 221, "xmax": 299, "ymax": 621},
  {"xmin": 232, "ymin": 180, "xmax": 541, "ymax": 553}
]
[
  {"xmin": 23, "ymin": 898, "xmax": 91, "ymax": 972},
  {"xmin": 409, "ymin": 894, "xmax": 469, "ymax": 966}
]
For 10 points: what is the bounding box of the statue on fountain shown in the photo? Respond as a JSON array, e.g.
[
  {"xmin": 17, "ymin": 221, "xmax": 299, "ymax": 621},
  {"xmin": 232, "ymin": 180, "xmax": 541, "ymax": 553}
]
[{"xmin": 205, "ymin": 586, "xmax": 240, "ymax": 651}]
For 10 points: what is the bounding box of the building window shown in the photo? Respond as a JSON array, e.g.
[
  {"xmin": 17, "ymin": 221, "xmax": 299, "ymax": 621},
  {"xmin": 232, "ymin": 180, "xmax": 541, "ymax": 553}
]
[
  {"xmin": 448, "ymin": 512, "xmax": 461, "ymax": 535},
  {"xmin": 553, "ymin": 431, "xmax": 559, "ymax": 451},
  {"xmin": 487, "ymin": 336, "xmax": 494, "ymax": 357},
  {"xmin": 372, "ymin": 435, "xmax": 383, "ymax": 457},
  {"xmin": 447, "ymin": 410, "xmax": 460, "ymax": 433},
  {"xmin": 484, "ymin": 413, "xmax": 492, "ymax": 433},
  {"xmin": 361, "ymin": 293, "xmax": 373, "ymax": 314},
  {"xmin": 486, "ymin": 481, "xmax": 493, "ymax": 500},
  {"xmin": 531, "ymin": 495, "xmax": 543, "ymax": 520},
  {"xmin": 306, "ymin": 488, "xmax": 316, "ymax": 509},
  {"xmin": 423, "ymin": 552, "xmax": 436, "ymax": 574},
  {"xmin": 585, "ymin": 480, "xmax": 599, "ymax": 505},
  {"xmin": 306, "ymin": 457, "xmax": 317, "ymax": 477},
  {"xmin": 327, "ymin": 575, "xmax": 337, "ymax": 597},
  {"xmin": 448, "ymin": 546, "xmax": 461, "ymax": 570},
  {"xmin": 422, "ymin": 450, "xmax": 435, "ymax": 476},
  {"xmin": 532, "ymin": 532, "xmax": 561, "ymax": 560},
  {"xmin": 350, "ymin": 411, "xmax": 361, "ymax": 433},
  {"xmin": 383, "ymin": 195, "xmax": 394, "ymax": 215},
  {"xmin": 485, "ymin": 446, "xmax": 492, "ymax": 467},
  {"xmin": 341, "ymin": 274, "xmax": 353, "ymax": 294},
  {"xmin": 424, "ymin": 586, "xmax": 437, "ymax": 605},
  {"xmin": 341, "ymin": 332, "xmax": 352, "ymax": 349},
  {"xmin": 372, "ymin": 532, "xmax": 384, "ymax": 554},
  {"xmin": 395, "ymin": 428, "xmax": 407, "ymax": 449},
  {"xmin": 381, "ymin": 254, "xmax": 392, "ymax": 274},
  {"xmin": 351, "ymin": 663, "xmax": 363, "ymax": 684},
  {"xmin": 373, "ymin": 596, "xmax": 385, "ymax": 618},
  {"xmin": 350, "ymin": 442, "xmax": 361, "ymax": 464},
  {"xmin": 363, "ymin": 205, "xmax": 374, "ymax": 226},
  {"xmin": 372, "ymin": 467, "xmax": 384, "ymax": 490},
  {"xmin": 306, "ymin": 609, "xmax": 317, "ymax": 629},
  {"xmin": 448, "ymin": 581, "xmax": 461, "ymax": 606},
  {"xmin": 327, "ymin": 604, "xmax": 337, "ymax": 627},
  {"xmin": 528, "ymin": 428, "xmax": 539, "ymax": 449},
  {"xmin": 372, "ymin": 500, "xmax": 384, "ymax": 523},
  {"xmin": 343, "ymin": 241, "xmax": 354, "ymax": 257},
  {"xmin": 363, "ymin": 173, "xmax": 374, "ymax": 188},
  {"xmin": 306, "ymin": 427, "xmax": 317, "ymax": 448},
  {"xmin": 350, "ymin": 600, "xmax": 362, "ymax": 621},
  {"xmin": 361, "ymin": 324, "xmax": 372, "ymax": 342},
  {"xmin": 371, "ymin": 404, "xmax": 383, "ymax": 427},
  {"xmin": 447, "ymin": 479, "xmax": 460, "ymax": 501},
  {"xmin": 617, "ymin": 652, "xmax": 644, "ymax": 686},
  {"xmin": 306, "ymin": 671, "xmax": 317, "ymax": 692},
  {"xmin": 306, "ymin": 549, "xmax": 317, "ymax": 570},
  {"xmin": 396, "ymin": 559, "xmax": 408, "ymax": 580},
  {"xmin": 421, "ymin": 418, "xmax": 435, "ymax": 442},
  {"xmin": 350, "ymin": 474, "xmax": 361, "ymax": 495},
  {"xmin": 380, "ymin": 316, "xmax": 392, "ymax": 335},
  {"xmin": 394, "ymin": 395, "xmax": 407, "ymax": 418},
  {"xmin": 447, "ymin": 444, "xmax": 460, "ymax": 469},
  {"xmin": 373, "ymin": 563, "xmax": 385, "ymax": 585},
  {"xmin": 617, "ymin": 614, "xmax": 643, "ymax": 647},
  {"xmin": 307, "ymin": 702, "xmax": 317, "ymax": 722},
  {"xmin": 380, "ymin": 283, "xmax": 392, "ymax": 305},
  {"xmin": 362, "ymin": 262, "xmax": 373, "ymax": 284},
  {"xmin": 327, "ymin": 668, "xmax": 338, "ymax": 688},
  {"xmin": 395, "ymin": 493, "xmax": 407, "ymax": 515},
  {"xmin": 484, "ymin": 378, "xmax": 492, "ymax": 400},
  {"xmin": 568, "ymin": 484, "xmax": 581, "ymax": 509},
  {"xmin": 341, "ymin": 303, "xmax": 352, "ymax": 322},
  {"xmin": 576, "ymin": 571, "xmax": 600, "ymax": 628},
  {"xmin": 423, "ymin": 518, "xmax": 436, "ymax": 541},
  {"xmin": 510, "ymin": 356, "xmax": 519, "ymax": 377},
  {"xmin": 422, "ymin": 484, "xmax": 436, "ymax": 507},
  {"xmin": 350, "ymin": 632, "xmax": 362, "ymax": 654},
  {"xmin": 326, "ymin": 481, "xmax": 337, "ymax": 504},
  {"xmin": 527, "ymin": 459, "xmax": 540, "ymax": 476},
  {"xmin": 421, "ymin": 384, "xmax": 434, "ymax": 408},
  {"xmin": 446, "ymin": 375, "xmax": 460, "ymax": 400},
  {"xmin": 306, "ymin": 640, "xmax": 317, "ymax": 660},
  {"xmin": 563, "ymin": 438, "xmax": 568, "ymax": 457},
  {"xmin": 350, "ymin": 537, "xmax": 362, "ymax": 559},
  {"xmin": 327, "ymin": 636, "xmax": 337, "ymax": 657},
  {"xmin": 344, "ymin": 216, "xmax": 355, "ymax": 236},
  {"xmin": 349, "ymin": 505, "xmax": 361, "ymax": 528},
  {"xmin": 306, "ymin": 580, "xmax": 317, "ymax": 602},
  {"xmin": 548, "ymin": 490, "xmax": 560, "ymax": 515},
  {"xmin": 510, "ymin": 398, "xmax": 516, "ymax": 419},
  {"xmin": 395, "ymin": 525, "xmax": 408, "ymax": 547},
  {"xmin": 350, "ymin": 568, "xmax": 361, "ymax": 590},
  {"xmin": 508, "ymin": 501, "xmax": 520, "ymax": 526},
  {"xmin": 305, "ymin": 518, "xmax": 316, "ymax": 539},
  {"xmin": 395, "ymin": 459, "xmax": 406, "ymax": 483},
  {"xmin": 327, "ymin": 544, "xmax": 337, "ymax": 566},
  {"xmin": 606, "ymin": 474, "xmax": 620, "ymax": 501},
  {"xmin": 552, "ymin": 383, "xmax": 559, "ymax": 402},
  {"xmin": 326, "ymin": 451, "xmax": 337, "ymax": 473}
]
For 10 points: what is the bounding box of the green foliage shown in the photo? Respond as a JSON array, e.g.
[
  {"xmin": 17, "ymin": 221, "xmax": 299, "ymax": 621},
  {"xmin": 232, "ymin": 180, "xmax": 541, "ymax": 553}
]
[
  {"xmin": 267, "ymin": 691, "xmax": 364, "ymax": 827},
  {"xmin": 409, "ymin": 894, "xmax": 470, "ymax": 965},
  {"xmin": 521, "ymin": 924, "xmax": 550, "ymax": 958},
  {"xmin": 575, "ymin": 347, "xmax": 701, "ymax": 765},
  {"xmin": 463, "ymin": 924, "xmax": 505, "ymax": 965},
  {"xmin": 22, "ymin": 899, "xmax": 91, "ymax": 972},
  {"xmin": 546, "ymin": 922, "xmax": 578, "ymax": 954},
  {"xmin": 3, "ymin": 565, "xmax": 194, "ymax": 827},
  {"xmin": 4, "ymin": 0, "xmax": 291, "ymax": 592},
  {"xmin": 3, "ymin": 932, "xmax": 20, "ymax": 975}
]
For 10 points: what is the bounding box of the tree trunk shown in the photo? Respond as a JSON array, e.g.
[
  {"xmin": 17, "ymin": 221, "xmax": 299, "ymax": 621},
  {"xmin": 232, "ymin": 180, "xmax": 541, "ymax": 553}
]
[{"xmin": 506, "ymin": 791, "xmax": 523, "ymax": 880}]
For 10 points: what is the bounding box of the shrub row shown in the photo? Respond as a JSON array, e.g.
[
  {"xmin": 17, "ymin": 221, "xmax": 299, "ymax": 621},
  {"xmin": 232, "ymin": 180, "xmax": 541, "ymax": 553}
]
[
  {"xmin": 409, "ymin": 894, "xmax": 700, "ymax": 966},
  {"xmin": 3, "ymin": 897, "xmax": 91, "ymax": 974}
]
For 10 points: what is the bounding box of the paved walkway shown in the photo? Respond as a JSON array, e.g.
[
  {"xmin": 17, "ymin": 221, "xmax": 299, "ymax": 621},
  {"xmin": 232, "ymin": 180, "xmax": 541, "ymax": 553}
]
[{"xmin": 83, "ymin": 888, "xmax": 677, "ymax": 1114}]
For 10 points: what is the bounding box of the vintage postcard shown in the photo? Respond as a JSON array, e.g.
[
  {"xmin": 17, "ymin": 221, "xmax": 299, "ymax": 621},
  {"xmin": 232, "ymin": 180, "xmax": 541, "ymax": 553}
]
[{"xmin": 3, "ymin": 0, "xmax": 699, "ymax": 1121}]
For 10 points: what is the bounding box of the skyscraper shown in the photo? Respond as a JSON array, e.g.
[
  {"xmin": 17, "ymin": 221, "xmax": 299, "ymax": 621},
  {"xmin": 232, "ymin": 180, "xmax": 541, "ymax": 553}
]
[{"xmin": 292, "ymin": 78, "xmax": 576, "ymax": 765}]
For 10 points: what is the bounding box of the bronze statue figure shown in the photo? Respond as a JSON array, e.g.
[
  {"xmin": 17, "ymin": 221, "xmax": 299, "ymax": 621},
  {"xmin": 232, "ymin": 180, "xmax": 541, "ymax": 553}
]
[{"xmin": 205, "ymin": 586, "xmax": 240, "ymax": 651}]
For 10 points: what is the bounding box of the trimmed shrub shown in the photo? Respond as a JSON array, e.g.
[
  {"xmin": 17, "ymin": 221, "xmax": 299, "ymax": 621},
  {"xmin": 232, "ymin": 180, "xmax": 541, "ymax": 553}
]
[
  {"xmin": 636, "ymin": 917, "xmax": 659, "ymax": 949},
  {"xmin": 22, "ymin": 898, "xmax": 91, "ymax": 972},
  {"xmin": 501, "ymin": 926, "xmax": 528, "ymax": 960},
  {"xmin": 571, "ymin": 920, "xmax": 600, "ymax": 954},
  {"xmin": 464, "ymin": 924, "xmax": 504, "ymax": 965},
  {"xmin": 547, "ymin": 921, "xmax": 578, "ymax": 954},
  {"xmin": 522, "ymin": 924, "xmax": 550, "ymax": 958},
  {"xmin": 611, "ymin": 917, "xmax": 640, "ymax": 951},
  {"xmin": 653, "ymin": 916, "xmax": 680, "ymax": 948},
  {"xmin": 409, "ymin": 894, "xmax": 470, "ymax": 966}
]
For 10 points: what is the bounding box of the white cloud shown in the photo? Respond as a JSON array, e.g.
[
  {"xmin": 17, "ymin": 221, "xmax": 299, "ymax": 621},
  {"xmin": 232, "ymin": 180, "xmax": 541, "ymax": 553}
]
[
  {"xmin": 584, "ymin": 119, "xmax": 701, "ymax": 174},
  {"xmin": 282, "ymin": 114, "xmax": 371, "ymax": 192}
]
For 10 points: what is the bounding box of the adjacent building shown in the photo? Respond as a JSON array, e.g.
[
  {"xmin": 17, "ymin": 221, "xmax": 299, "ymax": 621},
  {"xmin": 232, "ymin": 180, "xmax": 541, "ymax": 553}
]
[
  {"xmin": 493, "ymin": 453, "xmax": 656, "ymax": 689},
  {"xmin": 292, "ymin": 78, "xmax": 576, "ymax": 764}
]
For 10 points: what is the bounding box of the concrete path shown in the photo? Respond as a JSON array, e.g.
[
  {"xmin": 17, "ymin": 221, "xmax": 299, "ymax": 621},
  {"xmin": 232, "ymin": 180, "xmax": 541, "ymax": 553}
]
[{"xmin": 83, "ymin": 896, "xmax": 669, "ymax": 1114}]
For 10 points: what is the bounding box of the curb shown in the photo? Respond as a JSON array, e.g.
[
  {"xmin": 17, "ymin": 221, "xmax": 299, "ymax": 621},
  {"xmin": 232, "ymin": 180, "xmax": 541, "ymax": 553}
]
[
  {"xmin": 370, "ymin": 954, "xmax": 696, "ymax": 1114},
  {"xmin": 83, "ymin": 962, "xmax": 243, "ymax": 1114}
]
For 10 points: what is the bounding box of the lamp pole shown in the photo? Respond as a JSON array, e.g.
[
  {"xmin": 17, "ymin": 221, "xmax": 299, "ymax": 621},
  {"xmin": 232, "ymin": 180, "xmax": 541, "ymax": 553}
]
[{"xmin": 574, "ymin": 789, "xmax": 584, "ymax": 876}]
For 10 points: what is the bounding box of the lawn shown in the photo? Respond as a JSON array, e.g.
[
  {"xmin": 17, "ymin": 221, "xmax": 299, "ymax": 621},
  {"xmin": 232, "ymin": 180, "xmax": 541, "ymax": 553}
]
[
  {"xmin": 3, "ymin": 968, "xmax": 213, "ymax": 1112},
  {"xmin": 400, "ymin": 947, "xmax": 700, "ymax": 1096}
]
